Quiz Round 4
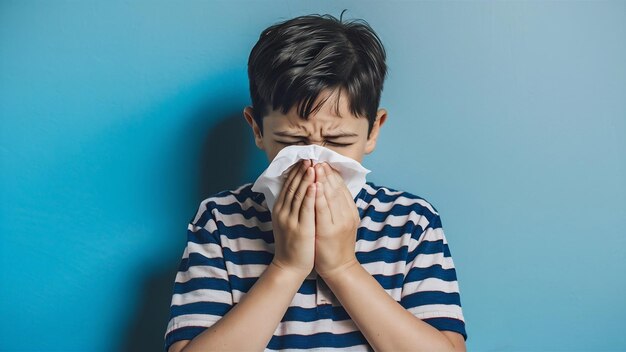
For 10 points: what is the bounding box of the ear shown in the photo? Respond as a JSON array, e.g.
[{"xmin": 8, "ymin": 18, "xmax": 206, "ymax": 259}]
[
  {"xmin": 243, "ymin": 106, "xmax": 265, "ymax": 150},
  {"xmin": 364, "ymin": 108, "xmax": 387, "ymax": 154}
]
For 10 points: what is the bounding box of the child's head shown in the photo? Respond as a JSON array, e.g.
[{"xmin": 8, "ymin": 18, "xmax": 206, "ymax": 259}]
[{"xmin": 243, "ymin": 12, "xmax": 388, "ymax": 163}]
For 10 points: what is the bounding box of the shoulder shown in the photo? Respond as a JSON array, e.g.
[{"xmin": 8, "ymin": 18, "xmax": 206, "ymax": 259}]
[
  {"xmin": 362, "ymin": 181, "xmax": 440, "ymax": 218},
  {"xmin": 190, "ymin": 183, "xmax": 268, "ymax": 226}
]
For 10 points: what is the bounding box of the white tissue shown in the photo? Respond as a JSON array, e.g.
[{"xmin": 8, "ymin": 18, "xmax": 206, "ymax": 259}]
[{"xmin": 251, "ymin": 144, "xmax": 371, "ymax": 212}]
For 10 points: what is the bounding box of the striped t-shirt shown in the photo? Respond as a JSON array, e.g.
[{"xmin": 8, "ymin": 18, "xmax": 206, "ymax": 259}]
[{"xmin": 164, "ymin": 181, "xmax": 467, "ymax": 351}]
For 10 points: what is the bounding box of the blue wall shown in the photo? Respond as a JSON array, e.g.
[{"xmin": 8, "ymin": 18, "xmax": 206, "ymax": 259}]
[{"xmin": 1, "ymin": 1, "xmax": 624, "ymax": 351}]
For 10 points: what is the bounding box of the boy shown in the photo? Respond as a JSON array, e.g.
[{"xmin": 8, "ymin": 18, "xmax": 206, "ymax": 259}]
[{"xmin": 165, "ymin": 12, "xmax": 467, "ymax": 352}]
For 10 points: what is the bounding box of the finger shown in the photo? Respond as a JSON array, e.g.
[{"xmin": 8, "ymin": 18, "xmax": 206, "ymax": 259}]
[
  {"xmin": 323, "ymin": 162, "xmax": 356, "ymax": 209},
  {"xmin": 316, "ymin": 163, "xmax": 343, "ymax": 216},
  {"xmin": 335, "ymin": 174, "xmax": 355, "ymax": 204},
  {"xmin": 314, "ymin": 162, "xmax": 328, "ymax": 186},
  {"xmin": 322, "ymin": 162, "xmax": 341, "ymax": 190},
  {"xmin": 329, "ymin": 165, "xmax": 355, "ymax": 204},
  {"xmin": 314, "ymin": 182, "xmax": 333, "ymax": 224},
  {"xmin": 291, "ymin": 165, "xmax": 315, "ymax": 215},
  {"xmin": 340, "ymin": 183, "xmax": 360, "ymax": 220},
  {"xmin": 299, "ymin": 182, "xmax": 316, "ymax": 226},
  {"xmin": 283, "ymin": 159, "xmax": 311, "ymax": 210},
  {"xmin": 274, "ymin": 159, "xmax": 306, "ymax": 212}
]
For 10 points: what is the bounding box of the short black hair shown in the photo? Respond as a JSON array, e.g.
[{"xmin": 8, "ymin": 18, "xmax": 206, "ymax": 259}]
[{"xmin": 247, "ymin": 10, "xmax": 388, "ymax": 138}]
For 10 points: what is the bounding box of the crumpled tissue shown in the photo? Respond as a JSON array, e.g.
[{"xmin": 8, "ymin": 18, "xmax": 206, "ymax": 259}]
[{"xmin": 251, "ymin": 144, "xmax": 371, "ymax": 212}]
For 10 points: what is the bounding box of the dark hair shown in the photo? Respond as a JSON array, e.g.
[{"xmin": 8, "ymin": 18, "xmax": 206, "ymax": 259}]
[{"xmin": 247, "ymin": 10, "xmax": 388, "ymax": 138}]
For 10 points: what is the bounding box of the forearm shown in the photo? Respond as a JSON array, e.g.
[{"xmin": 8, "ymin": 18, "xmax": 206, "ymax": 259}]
[
  {"xmin": 182, "ymin": 262, "xmax": 307, "ymax": 352},
  {"xmin": 321, "ymin": 260, "xmax": 457, "ymax": 352}
]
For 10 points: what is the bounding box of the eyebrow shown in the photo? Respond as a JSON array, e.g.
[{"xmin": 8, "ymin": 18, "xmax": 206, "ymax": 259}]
[{"xmin": 273, "ymin": 131, "xmax": 359, "ymax": 138}]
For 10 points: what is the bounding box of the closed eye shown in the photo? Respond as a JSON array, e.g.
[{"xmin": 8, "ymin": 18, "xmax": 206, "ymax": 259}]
[{"xmin": 275, "ymin": 140, "xmax": 353, "ymax": 147}]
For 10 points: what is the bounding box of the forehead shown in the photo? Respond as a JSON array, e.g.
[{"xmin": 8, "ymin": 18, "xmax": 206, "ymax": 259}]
[{"xmin": 265, "ymin": 88, "xmax": 365, "ymax": 130}]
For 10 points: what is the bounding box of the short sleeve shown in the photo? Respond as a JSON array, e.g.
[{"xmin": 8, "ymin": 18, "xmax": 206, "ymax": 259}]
[
  {"xmin": 399, "ymin": 210, "xmax": 467, "ymax": 341},
  {"xmin": 163, "ymin": 200, "xmax": 234, "ymax": 351}
]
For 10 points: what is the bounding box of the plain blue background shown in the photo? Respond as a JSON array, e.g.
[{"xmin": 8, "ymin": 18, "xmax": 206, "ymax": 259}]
[{"xmin": 1, "ymin": 1, "xmax": 625, "ymax": 351}]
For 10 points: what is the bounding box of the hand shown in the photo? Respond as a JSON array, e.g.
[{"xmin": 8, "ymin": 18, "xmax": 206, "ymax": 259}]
[
  {"xmin": 312, "ymin": 162, "xmax": 361, "ymax": 278},
  {"xmin": 270, "ymin": 159, "xmax": 317, "ymax": 279}
]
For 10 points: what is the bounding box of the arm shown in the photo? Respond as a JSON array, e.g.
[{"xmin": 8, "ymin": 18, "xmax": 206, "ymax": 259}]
[
  {"xmin": 171, "ymin": 263, "xmax": 308, "ymax": 352},
  {"xmin": 321, "ymin": 261, "xmax": 466, "ymax": 352},
  {"xmin": 169, "ymin": 159, "xmax": 317, "ymax": 352},
  {"xmin": 311, "ymin": 163, "xmax": 466, "ymax": 351}
]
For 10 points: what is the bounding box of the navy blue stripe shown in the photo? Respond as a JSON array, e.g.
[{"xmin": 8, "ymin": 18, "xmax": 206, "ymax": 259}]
[
  {"xmin": 187, "ymin": 227, "xmax": 221, "ymax": 245},
  {"xmin": 177, "ymin": 257, "xmax": 188, "ymax": 273},
  {"xmin": 281, "ymin": 305, "xmax": 352, "ymax": 322},
  {"xmin": 371, "ymin": 273, "xmax": 405, "ymax": 290},
  {"xmin": 165, "ymin": 326, "xmax": 207, "ymax": 352},
  {"xmin": 173, "ymin": 277, "xmax": 231, "ymax": 294},
  {"xmin": 356, "ymin": 246, "xmax": 406, "ymax": 264},
  {"xmin": 229, "ymin": 276, "xmax": 316, "ymax": 295},
  {"xmin": 407, "ymin": 240, "xmax": 451, "ymax": 262},
  {"xmin": 216, "ymin": 222, "xmax": 274, "ymax": 243},
  {"xmin": 193, "ymin": 206, "xmax": 212, "ymax": 228},
  {"xmin": 170, "ymin": 301, "xmax": 232, "ymax": 317},
  {"xmin": 422, "ymin": 317, "xmax": 467, "ymax": 341},
  {"xmin": 401, "ymin": 290, "xmax": 462, "ymax": 308},
  {"xmin": 223, "ymin": 247, "xmax": 273, "ymax": 265},
  {"xmin": 357, "ymin": 222, "xmax": 421, "ymax": 241},
  {"xmin": 180, "ymin": 252, "xmax": 226, "ymax": 272},
  {"xmin": 405, "ymin": 264, "xmax": 458, "ymax": 283}
]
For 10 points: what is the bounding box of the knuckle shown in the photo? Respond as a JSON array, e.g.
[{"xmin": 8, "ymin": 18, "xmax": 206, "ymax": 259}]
[
  {"xmin": 293, "ymin": 189, "xmax": 305, "ymax": 201},
  {"xmin": 287, "ymin": 183, "xmax": 298, "ymax": 194},
  {"xmin": 276, "ymin": 212, "xmax": 288, "ymax": 225},
  {"xmin": 286, "ymin": 219, "xmax": 298, "ymax": 232}
]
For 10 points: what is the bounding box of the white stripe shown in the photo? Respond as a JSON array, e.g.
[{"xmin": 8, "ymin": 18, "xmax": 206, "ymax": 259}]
[
  {"xmin": 225, "ymin": 261, "xmax": 406, "ymax": 282},
  {"xmin": 359, "ymin": 211, "xmax": 431, "ymax": 231},
  {"xmin": 410, "ymin": 253, "xmax": 456, "ymax": 270},
  {"xmin": 225, "ymin": 263, "xmax": 268, "ymax": 278},
  {"xmin": 356, "ymin": 235, "xmax": 409, "ymax": 252},
  {"xmin": 366, "ymin": 196, "xmax": 438, "ymax": 217},
  {"xmin": 165, "ymin": 315, "xmax": 221, "ymax": 336},
  {"xmin": 273, "ymin": 318, "xmax": 359, "ymax": 336},
  {"xmin": 175, "ymin": 265, "xmax": 228, "ymax": 284},
  {"xmin": 224, "ymin": 233, "xmax": 416, "ymax": 254},
  {"xmin": 216, "ymin": 211, "xmax": 273, "ymax": 231},
  {"xmin": 363, "ymin": 183, "xmax": 403, "ymax": 196},
  {"xmin": 166, "ymin": 316, "xmax": 368, "ymax": 347},
  {"xmin": 171, "ymin": 289, "xmax": 233, "ymax": 306},
  {"xmin": 406, "ymin": 305, "xmax": 465, "ymax": 321},
  {"xmin": 210, "ymin": 192, "xmax": 268, "ymax": 212},
  {"xmin": 194, "ymin": 216, "xmax": 218, "ymax": 233},
  {"xmin": 225, "ymin": 237, "xmax": 274, "ymax": 252},
  {"xmin": 402, "ymin": 277, "xmax": 460, "ymax": 296},
  {"xmin": 187, "ymin": 242, "xmax": 223, "ymax": 260}
]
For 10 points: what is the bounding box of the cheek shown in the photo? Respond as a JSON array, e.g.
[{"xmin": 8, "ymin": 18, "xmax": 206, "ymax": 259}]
[{"xmin": 332, "ymin": 145, "xmax": 363, "ymax": 161}]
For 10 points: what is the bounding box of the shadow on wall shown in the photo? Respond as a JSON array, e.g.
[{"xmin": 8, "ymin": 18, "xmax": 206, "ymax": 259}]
[{"xmin": 119, "ymin": 105, "xmax": 252, "ymax": 351}]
